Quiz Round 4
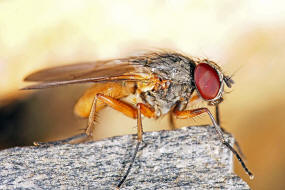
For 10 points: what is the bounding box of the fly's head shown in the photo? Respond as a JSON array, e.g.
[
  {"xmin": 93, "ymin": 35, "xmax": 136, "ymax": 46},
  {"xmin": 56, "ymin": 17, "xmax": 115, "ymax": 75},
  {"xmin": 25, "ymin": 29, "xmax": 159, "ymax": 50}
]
[{"xmin": 193, "ymin": 60, "xmax": 234, "ymax": 106}]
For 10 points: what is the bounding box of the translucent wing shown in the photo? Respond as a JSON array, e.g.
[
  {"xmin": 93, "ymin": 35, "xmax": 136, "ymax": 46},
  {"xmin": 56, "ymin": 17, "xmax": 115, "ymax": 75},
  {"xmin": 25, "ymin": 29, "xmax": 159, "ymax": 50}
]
[{"xmin": 23, "ymin": 59, "xmax": 149, "ymax": 89}]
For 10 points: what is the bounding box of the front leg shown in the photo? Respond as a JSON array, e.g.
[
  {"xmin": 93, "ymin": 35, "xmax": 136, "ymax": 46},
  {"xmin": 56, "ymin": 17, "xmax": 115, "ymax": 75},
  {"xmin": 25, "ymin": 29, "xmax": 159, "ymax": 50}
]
[
  {"xmin": 173, "ymin": 107, "xmax": 254, "ymax": 179},
  {"xmin": 215, "ymin": 104, "xmax": 246, "ymax": 159}
]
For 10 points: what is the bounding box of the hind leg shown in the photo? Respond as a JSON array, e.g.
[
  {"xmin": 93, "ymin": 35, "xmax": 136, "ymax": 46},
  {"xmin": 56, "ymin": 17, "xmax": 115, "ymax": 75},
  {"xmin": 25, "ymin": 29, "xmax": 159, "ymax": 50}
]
[
  {"xmin": 74, "ymin": 82, "xmax": 135, "ymax": 138},
  {"xmin": 52, "ymin": 82, "xmax": 135, "ymax": 144},
  {"xmin": 34, "ymin": 82, "xmax": 135, "ymax": 145}
]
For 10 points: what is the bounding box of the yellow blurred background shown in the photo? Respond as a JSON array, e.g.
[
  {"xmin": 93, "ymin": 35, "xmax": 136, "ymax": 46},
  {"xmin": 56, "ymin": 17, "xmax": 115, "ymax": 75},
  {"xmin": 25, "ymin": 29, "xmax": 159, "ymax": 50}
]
[{"xmin": 1, "ymin": 1, "xmax": 285, "ymax": 189}]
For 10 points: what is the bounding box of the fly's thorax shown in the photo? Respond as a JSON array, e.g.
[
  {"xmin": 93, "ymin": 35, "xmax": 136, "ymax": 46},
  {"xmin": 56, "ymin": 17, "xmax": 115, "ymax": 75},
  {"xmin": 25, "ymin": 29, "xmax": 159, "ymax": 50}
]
[
  {"xmin": 144, "ymin": 52, "xmax": 196, "ymax": 84},
  {"xmin": 133, "ymin": 52, "xmax": 197, "ymax": 117}
]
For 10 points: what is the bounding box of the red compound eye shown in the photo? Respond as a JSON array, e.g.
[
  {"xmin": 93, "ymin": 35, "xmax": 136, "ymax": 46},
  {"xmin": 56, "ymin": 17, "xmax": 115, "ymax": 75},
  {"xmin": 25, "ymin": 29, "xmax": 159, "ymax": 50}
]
[{"xmin": 194, "ymin": 63, "xmax": 221, "ymax": 100}]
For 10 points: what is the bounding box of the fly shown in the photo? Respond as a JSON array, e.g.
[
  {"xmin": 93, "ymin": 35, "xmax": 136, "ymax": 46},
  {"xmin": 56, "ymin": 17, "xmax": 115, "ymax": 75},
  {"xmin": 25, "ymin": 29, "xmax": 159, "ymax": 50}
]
[{"xmin": 23, "ymin": 50, "xmax": 254, "ymax": 188}]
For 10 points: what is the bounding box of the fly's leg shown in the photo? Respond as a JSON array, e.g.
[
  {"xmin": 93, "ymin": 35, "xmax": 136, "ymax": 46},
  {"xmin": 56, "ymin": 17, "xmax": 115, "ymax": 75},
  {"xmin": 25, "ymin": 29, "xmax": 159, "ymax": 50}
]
[
  {"xmin": 66, "ymin": 95, "xmax": 101, "ymax": 144},
  {"xmin": 169, "ymin": 112, "xmax": 177, "ymax": 130},
  {"xmin": 169, "ymin": 95, "xmax": 200, "ymax": 130},
  {"xmin": 86, "ymin": 93, "xmax": 156, "ymax": 188},
  {"xmin": 174, "ymin": 107, "xmax": 254, "ymax": 179},
  {"xmin": 34, "ymin": 82, "xmax": 135, "ymax": 145},
  {"xmin": 70, "ymin": 82, "xmax": 135, "ymax": 144},
  {"xmin": 215, "ymin": 104, "xmax": 221, "ymax": 126},
  {"xmin": 116, "ymin": 103, "xmax": 156, "ymax": 188},
  {"xmin": 215, "ymin": 104, "xmax": 246, "ymax": 159}
]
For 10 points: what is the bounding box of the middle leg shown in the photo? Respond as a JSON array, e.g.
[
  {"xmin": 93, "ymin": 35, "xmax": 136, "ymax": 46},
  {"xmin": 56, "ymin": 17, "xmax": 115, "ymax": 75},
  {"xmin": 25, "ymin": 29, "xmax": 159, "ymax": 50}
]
[
  {"xmin": 86, "ymin": 93, "xmax": 155, "ymax": 138},
  {"xmin": 116, "ymin": 102, "xmax": 156, "ymax": 188},
  {"xmin": 85, "ymin": 93, "xmax": 156, "ymax": 188}
]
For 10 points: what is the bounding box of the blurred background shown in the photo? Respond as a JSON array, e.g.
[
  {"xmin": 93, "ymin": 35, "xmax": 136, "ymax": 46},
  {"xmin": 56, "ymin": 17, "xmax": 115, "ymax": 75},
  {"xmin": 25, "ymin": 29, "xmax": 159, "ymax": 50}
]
[{"xmin": 0, "ymin": 0, "xmax": 285, "ymax": 189}]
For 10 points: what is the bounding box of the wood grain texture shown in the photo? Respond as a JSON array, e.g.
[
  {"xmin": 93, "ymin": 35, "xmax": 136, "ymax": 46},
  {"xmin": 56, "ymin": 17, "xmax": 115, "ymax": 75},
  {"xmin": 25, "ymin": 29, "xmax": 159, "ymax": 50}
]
[{"xmin": 0, "ymin": 126, "xmax": 250, "ymax": 189}]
